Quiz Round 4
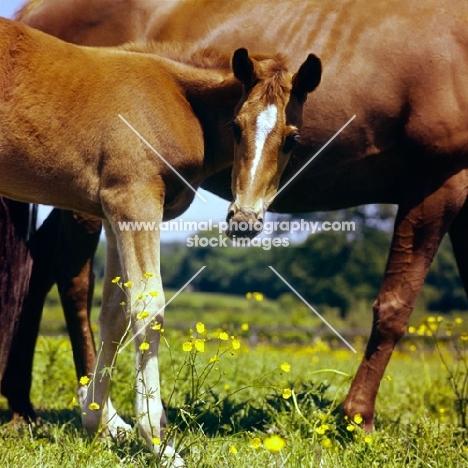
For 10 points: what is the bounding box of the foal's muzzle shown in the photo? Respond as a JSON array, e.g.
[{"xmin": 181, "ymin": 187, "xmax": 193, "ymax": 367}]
[{"xmin": 225, "ymin": 204, "xmax": 264, "ymax": 239}]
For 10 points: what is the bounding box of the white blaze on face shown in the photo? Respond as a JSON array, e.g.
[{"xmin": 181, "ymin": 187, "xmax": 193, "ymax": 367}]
[{"xmin": 250, "ymin": 104, "xmax": 278, "ymax": 181}]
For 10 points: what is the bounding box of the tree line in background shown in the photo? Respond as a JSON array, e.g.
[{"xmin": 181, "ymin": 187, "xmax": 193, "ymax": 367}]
[{"xmin": 94, "ymin": 205, "xmax": 467, "ymax": 318}]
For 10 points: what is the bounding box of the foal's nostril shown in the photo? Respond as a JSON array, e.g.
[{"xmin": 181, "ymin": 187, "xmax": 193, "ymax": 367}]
[{"xmin": 226, "ymin": 209, "xmax": 235, "ymax": 222}]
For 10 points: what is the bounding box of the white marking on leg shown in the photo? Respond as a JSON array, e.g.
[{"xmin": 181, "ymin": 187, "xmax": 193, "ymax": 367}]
[{"xmin": 251, "ymin": 104, "xmax": 278, "ymax": 180}]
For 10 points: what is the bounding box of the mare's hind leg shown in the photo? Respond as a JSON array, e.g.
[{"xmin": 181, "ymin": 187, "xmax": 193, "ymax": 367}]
[
  {"xmin": 81, "ymin": 221, "xmax": 131, "ymax": 436},
  {"xmin": 342, "ymin": 169, "xmax": 468, "ymax": 430},
  {"xmin": 448, "ymin": 197, "xmax": 468, "ymax": 300},
  {"xmin": 54, "ymin": 211, "xmax": 101, "ymax": 405}
]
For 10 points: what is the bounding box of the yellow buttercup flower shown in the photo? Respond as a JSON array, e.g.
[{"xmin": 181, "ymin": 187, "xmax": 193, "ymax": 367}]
[
  {"xmin": 250, "ymin": 437, "xmax": 262, "ymax": 449},
  {"xmin": 232, "ymin": 338, "xmax": 241, "ymax": 350},
  {"xmin": 68, "ymin": 396, "xmax": 79, "ymax": 408},
  {"xmin": 194, "ymin": 339, "xmax": 205, "ymax": 353},
  {"xmin": 229, "ymin": 445, "xmax": 237, "ymax": 454},
  {"xmin": 209, "ymin": 355, "xmax": 219, "ymax": 363},
  {"xmin": 111, "ymin": 276, "xmax": 121, "ymax": 284},
  {"xmin": 241, "ymin": 323, "xmax": 249, "ymax": 331},
  {"xmin": 264, "ymin": 435, "xmax": 286, "ymax": 453},
  {"xmin": 219, "ymin": 331, "xmax": 229, "ymax": 341},
  {"xmin": 79, "ymin": 376, "xmax": 90, "ymax": 386},
  {"xmin": 322, "ymin": 437, "xmax": 332, "ymax": 448},
  {"xmin": 137, "ymin": 311, "xmax": 150, "ymax": 320},
  {"xmin": 149, "ymin": 291, "xmax": 159, "ymax": 297},
  {"xmin": 253, "ymin": 292, "xmax": 264, "ymax": 301},
  {"xmin": 152, "ymin": 437, "xmax": 161, "ymax": 445},
  {"xmin": 315, "ymin": 424, "xmax": 329, "ymax": 435},
  {"xmin": 346, "ymin": 424, "xmax": 355, "ymax": 432},
  {"xmin": 123, "ymin": 281, "xmax": 133, "ymax": 288},
  {"xmin": 139, "ymin": 342, "xmax": 150, "ymax": 351},
  {"xmin": 183, "ymin": 342, "xmax": 193, "ymax": 352},
  {"xmin": 282, "ymin": 388, "xmax": 292, "ymax": 399},
  {"xmin": 280, "ymin": 362, "xmax": 291, "ymax": 373},
  {"xmin": 88, "ymin": 402, "xmax": 100, "ymax": 411},
  {"xmin": 151, "ymin": 322, "xmax": 162, "ymax": 331},
  {"xmin": 353, "ymin": 413, "xmax": 363, "ymax": 425},
  {"xmin": 144, "ymin": 272, "xmax": 154, "ymax": 278},
  {"xmin": 196, "ymin": 322, "xmax": 205, "ymax": 334}
]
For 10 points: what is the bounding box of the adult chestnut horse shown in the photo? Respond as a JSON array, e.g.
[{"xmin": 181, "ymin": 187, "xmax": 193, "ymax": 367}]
[
  {"xmin": 0, "ymin": 16, "xmax": 319, "ymax": 461},
  {"xmin": 7, "ymin": 0, "xmax": 468, "ymax": 432}
]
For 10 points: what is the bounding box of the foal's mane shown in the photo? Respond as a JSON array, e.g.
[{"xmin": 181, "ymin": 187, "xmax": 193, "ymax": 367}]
[
  {"xmin": 254, "ymin": 54, "xmax": 292, "ymax": 103},
  {"xmin": 120, "ymin": 41, "xmax": 291, "ymax": 102},
  {"xmin": 119, "ymin": 41, "xmax": 233, "ymax": 70}
]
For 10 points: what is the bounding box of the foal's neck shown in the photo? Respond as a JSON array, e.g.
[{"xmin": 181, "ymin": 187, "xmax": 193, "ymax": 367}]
[
  {"xmin": 120, "ymin": 42, "xmax": 240, "ymax": 175},
  {"xmin": 121, "ymin": 41, "xmax": 242, "ymax": 107},
  {"xmin": 156, "ymin": 57, "xmax": 241, "ymax": 176}
]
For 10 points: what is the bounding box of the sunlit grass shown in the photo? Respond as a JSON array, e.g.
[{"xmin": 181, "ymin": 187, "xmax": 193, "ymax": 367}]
[
  {"xmin": 2, "ymin": 283, "xmax": 468, "ymax": 467},
  {"xmin": 1, "ymin": 329, "xmax": 468, "ymax": 467}
]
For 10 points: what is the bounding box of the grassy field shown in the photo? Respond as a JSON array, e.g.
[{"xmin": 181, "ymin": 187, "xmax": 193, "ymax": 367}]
[{"xmin": 1, "ymin": 287, "xmax": 468, "ymax": 467}]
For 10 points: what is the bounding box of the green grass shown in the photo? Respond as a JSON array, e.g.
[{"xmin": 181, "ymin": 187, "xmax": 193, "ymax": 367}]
[
  {"xmin": 1, "ymin": 329, "xmax": 468, "ymax": 467},
  {"xmin": 2, "ymin": 284, "xmax": 468, "ymax": 466}
]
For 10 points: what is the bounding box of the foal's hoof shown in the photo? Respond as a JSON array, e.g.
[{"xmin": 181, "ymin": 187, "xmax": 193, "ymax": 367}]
[
  {"xmin": 104, "ymin": 417, "xmax": 132, "ymax": 440},
  {"xmin": 160, "ymin": 445, "xmax": 185, "ymax": 467}
]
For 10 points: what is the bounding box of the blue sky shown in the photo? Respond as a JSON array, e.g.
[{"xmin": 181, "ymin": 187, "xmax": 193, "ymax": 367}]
[{"xmin": 0, "ymin": 0, "xmax": 23, "ymax": 19}]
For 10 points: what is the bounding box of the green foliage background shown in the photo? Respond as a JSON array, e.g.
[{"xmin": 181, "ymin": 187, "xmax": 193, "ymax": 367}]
[{"xmin": 147, "ymin": 206, "xmax": 467, "ymax": 318}]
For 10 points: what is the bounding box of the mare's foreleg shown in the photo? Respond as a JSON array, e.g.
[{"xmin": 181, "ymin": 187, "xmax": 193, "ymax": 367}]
[
  {"xmin": 343, "ymin": 170, "xmax": 468, "ymax": 430},
  {"xmin": 1, "ymin": 208, "xmax": 59, "ymax": 421}
]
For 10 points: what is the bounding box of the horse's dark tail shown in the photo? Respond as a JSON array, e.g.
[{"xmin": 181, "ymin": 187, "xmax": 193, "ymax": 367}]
[{"xmin": 0, "ymin": 199, "xmax": 32, "ymax": 377}]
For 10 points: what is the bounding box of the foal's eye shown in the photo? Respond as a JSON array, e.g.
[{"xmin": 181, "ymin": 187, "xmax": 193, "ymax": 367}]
[
  {"xmin": 231, "ymin": 121, "xmax": 242, "ymax": 144},
  {"xmin": 283, "ymin": 133, "xmax": 300, "ymax": 153}
]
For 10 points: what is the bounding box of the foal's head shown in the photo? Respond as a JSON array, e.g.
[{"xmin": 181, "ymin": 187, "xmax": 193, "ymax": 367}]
[{"xmin": 226, "ymin": 48, "xmax": 321, "ymax": 238}]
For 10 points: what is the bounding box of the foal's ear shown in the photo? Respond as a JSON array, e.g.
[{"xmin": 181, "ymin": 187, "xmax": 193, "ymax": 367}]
[
  {"xmin": 232, "ymin": 48, "xmax": 257, "ymax": 87},
  {"xmin": 291, "ymin": 54, "xmax": 322, "ymax": 103}
]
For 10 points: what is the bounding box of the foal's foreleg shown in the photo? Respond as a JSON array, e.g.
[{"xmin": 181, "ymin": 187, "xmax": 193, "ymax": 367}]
[
  {"xmin": 117, "ymin": 228, "xmax": 167, "ymax": 448},
  {"xmin": 54, "ymin": 211, "xmax": 101, "ymax": 406},
  {"xmin": 81, "ymin": 222, "xmax": 130, "ymax": 436},
  {"xmin": 343, "ymin": 171, "xmax": 468, "ymax": 430}
]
